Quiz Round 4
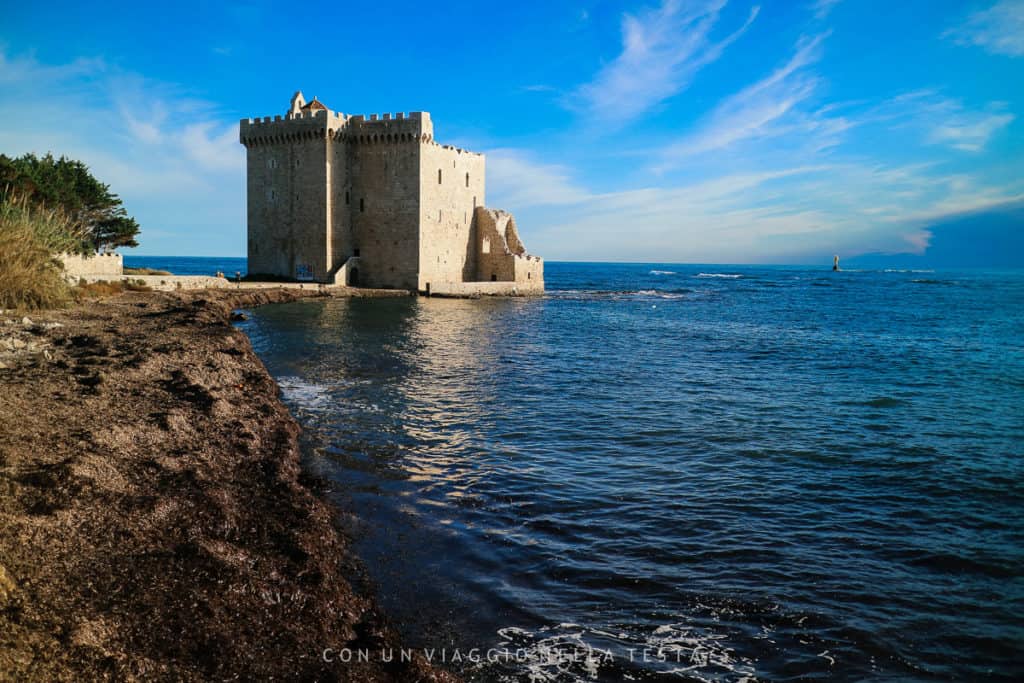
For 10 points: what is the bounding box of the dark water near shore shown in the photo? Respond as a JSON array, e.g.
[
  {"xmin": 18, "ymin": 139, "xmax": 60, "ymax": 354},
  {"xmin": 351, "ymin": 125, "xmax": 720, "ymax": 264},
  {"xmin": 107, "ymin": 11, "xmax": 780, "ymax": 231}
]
[{"xmin": 232, "ymin": 262, "xmax": 1022, "ymax": 681}]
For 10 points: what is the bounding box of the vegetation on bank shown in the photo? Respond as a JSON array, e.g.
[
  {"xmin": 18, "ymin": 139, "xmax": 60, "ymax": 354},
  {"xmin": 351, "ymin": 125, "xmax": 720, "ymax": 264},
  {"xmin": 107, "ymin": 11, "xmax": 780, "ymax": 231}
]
[
  {"xmin": 124, "ymin": 266, "xmax": 171, "ymax": 276},
  {"xmin": 0, "ymin": 192, "xmax": 85, "ymax": 310},
  {"xmin": 73, "ymin": 279, "xmax": 152, "ymax": 299},
  {"xmin": 0, "ymin": 153, "xmax": 142, "ymax": 310},
  {"xmin": 0, "ymin": 153, "xmax": 140, "ymax": 252}
]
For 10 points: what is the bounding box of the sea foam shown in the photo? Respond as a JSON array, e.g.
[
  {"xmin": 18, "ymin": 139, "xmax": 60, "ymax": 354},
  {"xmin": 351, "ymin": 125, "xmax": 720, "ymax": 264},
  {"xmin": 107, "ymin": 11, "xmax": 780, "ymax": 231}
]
[{"xmin": 276, "ymin": 376, "xmax": 332, "ymax": 412}]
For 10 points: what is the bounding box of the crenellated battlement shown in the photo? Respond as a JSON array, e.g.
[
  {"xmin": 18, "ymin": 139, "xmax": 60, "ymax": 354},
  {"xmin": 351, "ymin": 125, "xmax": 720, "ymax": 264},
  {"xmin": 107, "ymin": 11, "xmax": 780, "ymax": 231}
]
[
  {"xmin": 432, "ymin": 143, "xmax": 483, "ymax": 157},
  {"xmin": 241, "ymin": 109, "xmax": 349, "ymax": 126},
  {"xmin": 350, "ymin": 111, "xmax": 425, "ymax": 123},
  {"xmin": 346, "ymin": 111, "xmax": 432, "ymax": 141},
  {"xmin": 239, "ymin": 99, "xmax": 482, "ymax": 154},
  {"xmin": 240, "ymin": 106, "xmax": 445, "ymax": 147},
  {"xmin": 239, "ymin": 108, "xmax": 349, "ymax": 147}
]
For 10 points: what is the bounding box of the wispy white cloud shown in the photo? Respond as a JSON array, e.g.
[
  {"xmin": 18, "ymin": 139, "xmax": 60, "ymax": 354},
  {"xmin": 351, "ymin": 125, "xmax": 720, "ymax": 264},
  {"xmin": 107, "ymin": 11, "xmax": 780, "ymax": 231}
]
[
  {"xmin": 487, "ymin": 142, "xmax": 1024, "ymax": 262},
  {"xmin": 0, "ymin": 51, "xmax": 106, "ymax": 85},
  {"xmin": 571, "ymin": 0, "xmax": 760, "ymax": 126},
  {"xmin": 657, "ymin": 32, "xmax": 830, "ymax": 167},
  {"xmin": 870, "ymin": 91, "xmax": 1015, "ymax": 152},
  {"xmin": 180, "ymin": 122, "xmax": 245, "ymax": 172},
  {"xmin": 652, "ymin": 33, "xmax": 1014, "ymax": 177},
  {"xmin": 811, "ymin": 0, "xmax": 842, "ymax": 20},
  {"xmin": 944, "ymin": 0, "xmax": 1024, "ymax": 57},
  {"xmin": 927, "ymin": 107, "xmax": 1014, "ymax": 151},
  {"xmin": 487, "ymin": 149, "xmax": 593, "ymax": 207},
  {"xmin": 0, "ymin": 50, "xmax": 245, "ymax": 255}
]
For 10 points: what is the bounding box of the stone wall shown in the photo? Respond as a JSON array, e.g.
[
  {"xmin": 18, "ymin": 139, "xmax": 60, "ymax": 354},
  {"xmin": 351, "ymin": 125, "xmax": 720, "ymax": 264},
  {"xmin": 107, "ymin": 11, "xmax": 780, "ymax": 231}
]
[
  {"xmin": 427, "ymin": 280, "xmax": 542, "ymax": 297},
  {"xmin": 59, "ymin": 252, "xmax": 123, "ymax": 278},
  {"xmin": 417, "ymin": 143, "xmax": 486, "ymax": 292},
  {"xmin": 346, "ymin": 126, "xmax": 423, "ymax": 290},
  {"xmin": 326, "ymin": 134, "xmax": 350, "ymax": 279},
  {"xmin": 241, "ymin": 111, "xmax": 346, "ymax": 281}
]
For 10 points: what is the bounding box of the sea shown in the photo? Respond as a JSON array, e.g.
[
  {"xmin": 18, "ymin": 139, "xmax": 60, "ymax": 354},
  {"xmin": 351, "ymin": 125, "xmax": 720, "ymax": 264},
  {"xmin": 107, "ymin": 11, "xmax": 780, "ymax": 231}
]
[{"xmin": 130, "ymin": 257, "xmax": 1024, "ymax": 681}]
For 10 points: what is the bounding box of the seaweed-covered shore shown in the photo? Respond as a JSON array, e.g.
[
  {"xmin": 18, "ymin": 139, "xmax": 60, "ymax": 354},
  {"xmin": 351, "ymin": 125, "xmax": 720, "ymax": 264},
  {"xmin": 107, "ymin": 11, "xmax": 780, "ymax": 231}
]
[{"xmin": 0, "ymin": 289, "xmax": 455, "ymax": 681}]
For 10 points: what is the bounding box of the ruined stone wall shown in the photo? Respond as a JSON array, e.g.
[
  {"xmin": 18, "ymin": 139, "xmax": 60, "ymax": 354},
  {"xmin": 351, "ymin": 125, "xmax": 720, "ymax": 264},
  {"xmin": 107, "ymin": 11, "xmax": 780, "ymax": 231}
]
[
  {"xmin": 417, "ymin": 143, "xmax": 486, "ymax": 292},
  {"xmin": 473, "ymin": 207, "xmax": 544, "ymax": 293},
  {"xmin": 511, "ymin": 254, "xmax": 545, "ymax": 292}
]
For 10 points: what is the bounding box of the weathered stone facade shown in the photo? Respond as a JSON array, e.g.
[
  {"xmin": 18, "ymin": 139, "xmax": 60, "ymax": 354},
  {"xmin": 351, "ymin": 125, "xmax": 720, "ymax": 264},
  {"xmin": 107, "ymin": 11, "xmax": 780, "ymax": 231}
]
[
  {"xmin": 59, "ymin": 252, "xmax": 123, "ymax": 279},
  {"xmin": 239, "ymin": 92, "xmax": 543, "ymax": 294}
]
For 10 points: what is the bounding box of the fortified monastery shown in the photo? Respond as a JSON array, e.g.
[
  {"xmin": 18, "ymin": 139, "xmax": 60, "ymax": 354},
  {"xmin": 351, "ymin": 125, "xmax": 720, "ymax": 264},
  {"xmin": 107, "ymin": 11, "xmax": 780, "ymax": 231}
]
[{"xmin": 239, "ymin": 92, "xmax": 543, "ymax": 294}]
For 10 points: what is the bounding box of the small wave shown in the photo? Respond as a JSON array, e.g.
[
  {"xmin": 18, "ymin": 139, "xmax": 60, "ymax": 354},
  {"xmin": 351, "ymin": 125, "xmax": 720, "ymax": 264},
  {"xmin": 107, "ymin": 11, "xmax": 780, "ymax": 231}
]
[
  {"xmin": 636, "ymin": 289, "xmax": 688, "ymax": 299},
  {"xmin": 549, "ymin": 289, "xmax": 690, "ymax": 300},
  {"xmin": 912, "ymin": 278, "xmax": 954, "ymax": 285},
  {"xmin": 884, "ymin": 269, "xmax": 935, "ymax": 274},
  {"xmin": 649, "ymin": 622, "xmax": 758, "ymax": 680},
  {"xmin": 650, "ymin": 270, "xmax": 677, "ymax": 275},
  {"xmin": 277, "ymin": 376, "xmax": 332, "ymax": 411},
  {"xmin": 478, "ymin": 620, "xmax": 758, "ymax": 682},
  {"xmin": 696, "ymin": 273, "xmax": 742, "ymax": 279}
]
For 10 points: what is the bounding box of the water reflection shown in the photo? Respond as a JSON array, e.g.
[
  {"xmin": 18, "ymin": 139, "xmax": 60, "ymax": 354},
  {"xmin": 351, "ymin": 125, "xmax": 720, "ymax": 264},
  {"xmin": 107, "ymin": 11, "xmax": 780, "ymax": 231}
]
[
  {"xmin": 241, "ymin": 265, "xmax": 1024, "ymax": 682},
  {"xmin": 244, "ymin": 297, "xmax": 554, "ymax": 648}
]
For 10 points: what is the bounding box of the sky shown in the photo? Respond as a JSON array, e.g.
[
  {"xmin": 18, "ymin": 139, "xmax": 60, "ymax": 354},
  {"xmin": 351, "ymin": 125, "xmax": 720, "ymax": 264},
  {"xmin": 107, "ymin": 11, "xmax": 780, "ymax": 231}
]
[{"xmin": 1, "ymin": 0, "xmax": 1022, "ymax": 265}]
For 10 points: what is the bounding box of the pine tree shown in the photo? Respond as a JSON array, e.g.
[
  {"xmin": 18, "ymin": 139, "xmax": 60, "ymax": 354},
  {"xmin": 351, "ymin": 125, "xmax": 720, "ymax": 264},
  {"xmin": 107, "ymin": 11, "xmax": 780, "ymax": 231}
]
[{"xmin": 0, "ymin": 153, "xmax": 140, "ymax": 252}]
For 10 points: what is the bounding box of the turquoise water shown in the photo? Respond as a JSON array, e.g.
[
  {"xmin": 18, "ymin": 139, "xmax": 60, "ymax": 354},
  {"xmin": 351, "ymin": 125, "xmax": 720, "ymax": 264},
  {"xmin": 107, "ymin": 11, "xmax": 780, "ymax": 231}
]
[{"xmin": 230, "ymin": 262, "xmax": 1022, "ymax": 681}]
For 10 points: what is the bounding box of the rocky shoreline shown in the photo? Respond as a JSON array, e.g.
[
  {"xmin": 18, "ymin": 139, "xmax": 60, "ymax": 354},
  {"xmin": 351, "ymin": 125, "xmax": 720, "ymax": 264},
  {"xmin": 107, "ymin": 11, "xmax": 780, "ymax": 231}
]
[{"xmin": 0, "ymin": 288, "xmax": 455, "ymax": 681}]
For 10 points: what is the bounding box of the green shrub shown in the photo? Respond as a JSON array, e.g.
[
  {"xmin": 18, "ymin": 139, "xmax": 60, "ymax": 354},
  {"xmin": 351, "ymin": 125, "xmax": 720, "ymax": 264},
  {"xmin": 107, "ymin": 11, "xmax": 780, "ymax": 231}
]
[{"xmin": 124, "ymin": 267, "xmax": 171, "ymax": 276}]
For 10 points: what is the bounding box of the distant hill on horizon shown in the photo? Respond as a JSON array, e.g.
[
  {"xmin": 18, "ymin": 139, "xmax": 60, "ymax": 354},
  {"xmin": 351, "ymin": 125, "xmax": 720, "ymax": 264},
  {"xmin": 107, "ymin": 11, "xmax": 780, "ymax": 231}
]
[{"xmin": 845, "ymin": 204, "xmax": 1024, "ymax": 270}]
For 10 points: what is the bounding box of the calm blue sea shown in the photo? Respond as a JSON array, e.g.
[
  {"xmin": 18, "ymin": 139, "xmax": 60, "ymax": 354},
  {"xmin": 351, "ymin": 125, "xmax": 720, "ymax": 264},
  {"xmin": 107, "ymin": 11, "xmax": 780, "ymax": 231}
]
[
  {"xmin": 170, "ymin": 258, "xmax": 1024, "ymax": 681},
  {"xmin": 123, "ymin": 255, "xmax": 247, "ymax": 277}
]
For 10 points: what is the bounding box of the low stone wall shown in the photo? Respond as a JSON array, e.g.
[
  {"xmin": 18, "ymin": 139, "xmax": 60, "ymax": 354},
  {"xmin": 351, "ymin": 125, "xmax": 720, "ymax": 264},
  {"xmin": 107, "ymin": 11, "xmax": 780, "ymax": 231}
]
[
  {"xmin": 72, "ymin": 274, "xmax": 411, "ymax": 296},
  {"xmin": 59, "ymin": 252, "xmax": 123, "ymax": 278},
  {"xmin": 427, "ymin": 280, "xmax": 544, "ymax": 297},
  {"xmin": 74, "ymin": 274, "xmax": 230, "ymax": 291},
  {"xmin": 73, "ymin": 273, "xmax": 536, "ymax": 297},
  {"xmin": 75, "ymin": 274, "xmax": 337, "ymax": 292}
]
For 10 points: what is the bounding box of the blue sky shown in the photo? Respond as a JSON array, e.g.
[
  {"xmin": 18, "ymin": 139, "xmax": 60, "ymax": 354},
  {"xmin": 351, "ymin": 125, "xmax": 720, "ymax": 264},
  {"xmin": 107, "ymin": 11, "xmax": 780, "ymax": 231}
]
[{"xmin": 1, "ymin": 0, "xmax": 1022, "ymax": 264}]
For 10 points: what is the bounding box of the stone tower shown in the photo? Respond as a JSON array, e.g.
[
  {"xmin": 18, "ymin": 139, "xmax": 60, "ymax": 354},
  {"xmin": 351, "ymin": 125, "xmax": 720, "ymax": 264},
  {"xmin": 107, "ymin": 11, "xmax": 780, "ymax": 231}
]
[{"xmin": 239, "ymin": 92, "xmax": 543, "ymax": 295}]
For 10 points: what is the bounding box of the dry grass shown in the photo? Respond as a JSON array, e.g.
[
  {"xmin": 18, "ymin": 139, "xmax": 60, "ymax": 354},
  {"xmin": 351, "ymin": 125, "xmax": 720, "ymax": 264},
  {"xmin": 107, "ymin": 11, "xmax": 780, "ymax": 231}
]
[
  {"xmin": 0, "ymin": 191, "xmax": 88, "ymax": 310},
  {"xmin": 72, "ymin": 281, "xmax": 124, "ymax": 298},
  {"xmin": 73, "ymin": 279, "xmax": 152, "ymax": 300}
]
